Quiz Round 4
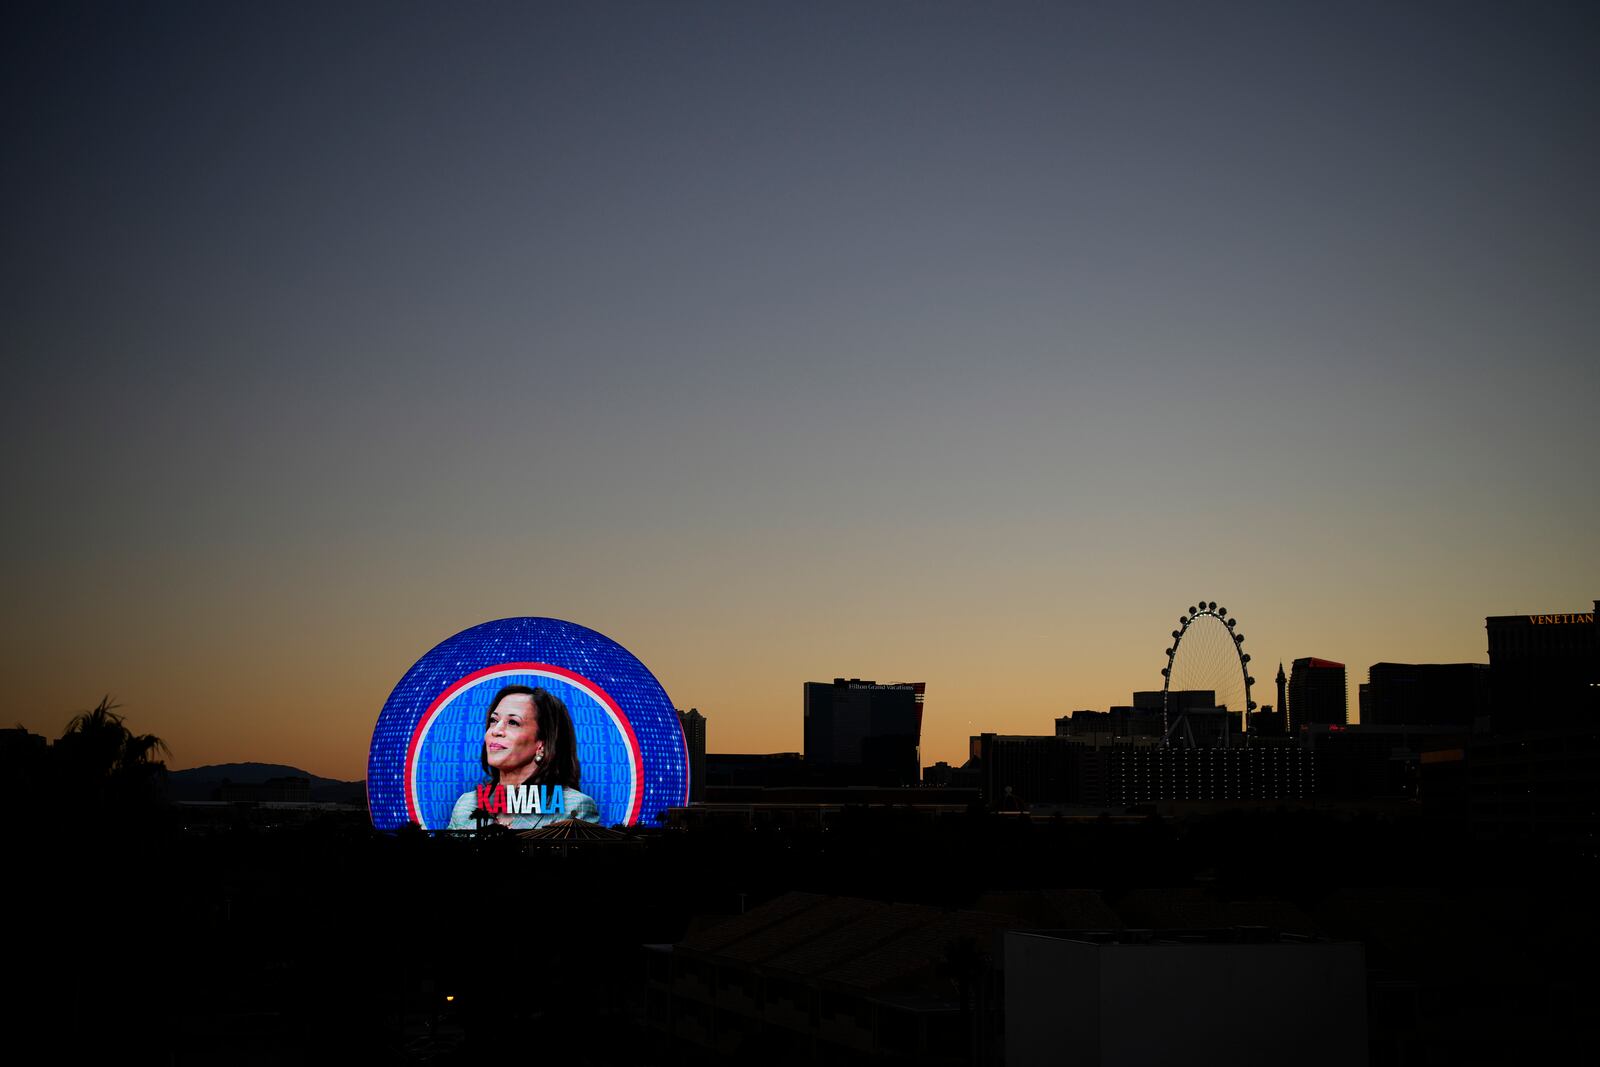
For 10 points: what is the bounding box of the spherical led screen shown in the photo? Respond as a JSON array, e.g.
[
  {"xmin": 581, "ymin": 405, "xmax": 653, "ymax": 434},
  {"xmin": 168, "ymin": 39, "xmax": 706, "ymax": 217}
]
[{"xmin": 368, "ymin": 618, "xmax": 687, "ymax": 829}]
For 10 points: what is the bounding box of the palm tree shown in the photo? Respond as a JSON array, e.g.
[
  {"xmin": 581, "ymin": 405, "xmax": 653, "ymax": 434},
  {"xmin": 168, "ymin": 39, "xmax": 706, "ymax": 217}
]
[
  {"xmin": 58, "ymin": 696, "xmax": 129, "ymax": 779},
  {"xmin": 121, "ymin": 731, "xmax": 172, "ymax": 767},
  {"xmin": 112, "ymin": 728, "xmax": 172, "ymax": 805},
  {"xmin": 56, "ymin": 696, "xmax": 171, "ymax": 813}
]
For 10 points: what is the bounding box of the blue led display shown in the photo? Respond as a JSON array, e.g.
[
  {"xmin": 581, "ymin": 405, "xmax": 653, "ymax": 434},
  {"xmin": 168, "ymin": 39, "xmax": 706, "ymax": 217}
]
[{"xmin": 368, "ymin": 618, "xmax": 688, "ymax": 829}]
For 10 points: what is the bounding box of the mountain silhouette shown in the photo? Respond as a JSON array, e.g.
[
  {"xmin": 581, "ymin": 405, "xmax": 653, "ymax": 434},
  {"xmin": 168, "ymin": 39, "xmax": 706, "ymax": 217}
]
[{"xmin": 167, "ymin": 762, "xmax": 364, "ymax": 805}]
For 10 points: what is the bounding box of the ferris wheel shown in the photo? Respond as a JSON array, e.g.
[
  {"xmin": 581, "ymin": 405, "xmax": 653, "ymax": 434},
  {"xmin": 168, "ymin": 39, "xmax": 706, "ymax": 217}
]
[{"xmin": 1159, "ymin": 600, "xmax": 1256, "ymax": 748}]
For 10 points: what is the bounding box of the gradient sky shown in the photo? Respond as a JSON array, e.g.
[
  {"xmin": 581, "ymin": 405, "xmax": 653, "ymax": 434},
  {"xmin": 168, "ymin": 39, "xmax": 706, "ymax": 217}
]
[{"xmin": 5, "ymin": 2, "xmax": 1596, "ymax": 781}]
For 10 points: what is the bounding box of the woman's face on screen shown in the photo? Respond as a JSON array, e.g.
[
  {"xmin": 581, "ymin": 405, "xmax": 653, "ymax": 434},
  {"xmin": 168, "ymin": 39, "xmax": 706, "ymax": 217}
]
[{"xmin": 485, "ymin": 693, "xmax": 540, "ymax": 779}]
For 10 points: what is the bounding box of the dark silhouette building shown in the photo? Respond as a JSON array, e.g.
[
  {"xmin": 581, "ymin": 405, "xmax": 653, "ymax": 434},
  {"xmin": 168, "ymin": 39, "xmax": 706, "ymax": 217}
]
[
  {"xmin": 1106, "ymin": 745, "xmax": 1314, "ymax": 805},
  {"xmin": 1361, "ymin": 662, "xmax": 1490, "ymax": 728},
  {"xmin": 1056, "ymin": 710, "xmax": 1114, "ymax": 740},
  {"xmin": 973, "ymin": 733, "xmax": 1086, "ymax": 808},
  {"xmin": 1289, "ymin": 657, "xmax": 1347, "ymax": 732},
  {"xmin": 0, "ymin": 726, "xmax": 48, "ymax": 763},
  {"xmin": 1135, "ymin": 689, "xmax": 1242, "ymax": 748},
  {"xmin": 922, "ymin": 759, "xmax": 981, "ymax": 789},
  {"xmin": 1485, "ymin": 600, "xmax": 1599, "ymax": 728},
  {"xmin": 1305, "ymin": 723, "xmax": 1467, "ymax": 799},
  {"xmin": 1055, "ymin": 692, "xmax": 1234, "ymax": 747},
  {"xmin": 704, "ymin": 751, "xmax": 806, "ymax": 787},
  {"xmin": 661, "ymin": 787, "xmax": 978, "ymax": 830},
  {"xmin": 969, "ymin": 733, "xmax": 1312, "ymax": 809},
  {"xmin": 1419, "ymin": 725, "xmax": 1600, "ymax": 843},
  {"xmin": 803, "ymin": 678, "xmax": 923, "ymax": 785},
  {"xmin": 1106, "ymin": 705, "xmax": 1165, "ymax": 741},
  {"xmin": 678, "ymin": 707, "xmax": 707, "ymax": 801},
  {"xmin": 1247, "ymin": 704, "xmax": 1287, "ymax": 737}
]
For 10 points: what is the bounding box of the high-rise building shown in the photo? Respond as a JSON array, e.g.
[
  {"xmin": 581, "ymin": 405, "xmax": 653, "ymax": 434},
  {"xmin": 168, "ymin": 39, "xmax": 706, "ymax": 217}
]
[
  {"xmin": 1361, "ymin": 663, "xmax": 1491, "ymax": 728},
  {"xmin": 971, "ymin": 733, "xmax": 1313, "ymax": 808},
  {"xmin": 1134, "ymin": 689, "xmax": 1240, "ymax": 748},
  {"xmin": 1056, "ymin": 710, "xmax": 1113, "ymax": 740},
  {"xmin": 1106, "ymin": 745, "xmax": 1314, "ymax": 805},
  {"xmin": 1418, "ymin": 725, "xmax": 1600, "ymax": 844},
  {"xmin": 1289, "ymin": 658, "xmax": 1347, "ymax": 732},
  {"xmin": 1107, "ymin": 705, "xmax": 1165, "ymax": 741},
  {"xmin": 803, "ymin": 678, "xmax": 923, "ymax": 785},
  {"xmin": 1485, "ymin": 600, "xmax": 1599, "ymax": 728},
  {"xmin": 973, "ymin": 733, "xmax": 1085, "ymax": 808},
  {"xmin": 677, "ymin": 707, "xmax": 706, "ymax": 802},
  {"xmin": 1248, "ymin": 705, "xmax": 1287, "ymax": 737},
  {"xmin": 1304, "ymin": 723, "xmax": 1466, "ymax": 798},
  {"xmin": 701, "ymin": 751, "xmax": 806, "ymax": 788}
]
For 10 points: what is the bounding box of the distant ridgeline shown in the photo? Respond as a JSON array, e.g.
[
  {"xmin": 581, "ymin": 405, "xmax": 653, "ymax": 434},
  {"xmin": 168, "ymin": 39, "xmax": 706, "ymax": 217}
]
[{"xmin": 166, "ymin": 763, "xmax": 365, "ymax": 805}]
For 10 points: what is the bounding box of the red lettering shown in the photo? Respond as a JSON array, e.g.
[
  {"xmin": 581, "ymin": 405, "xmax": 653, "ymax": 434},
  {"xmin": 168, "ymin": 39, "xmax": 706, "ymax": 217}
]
[{"xmin": 476, "ymin": 784, "xmax": 505, "ymax": 814}]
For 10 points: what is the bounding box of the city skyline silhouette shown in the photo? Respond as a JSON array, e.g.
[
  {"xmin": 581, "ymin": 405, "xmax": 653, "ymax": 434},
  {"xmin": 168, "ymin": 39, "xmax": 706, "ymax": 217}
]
[{"xmin": 5, "ymin": 3, "xmax": 1595, "ymax": 779}]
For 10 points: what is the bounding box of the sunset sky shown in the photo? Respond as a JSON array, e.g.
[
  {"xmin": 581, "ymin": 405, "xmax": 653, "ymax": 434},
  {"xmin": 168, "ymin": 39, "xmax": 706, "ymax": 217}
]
[{"xmin": 5, "ymin": 2, "xmax": 1596, "ymax": 781}]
